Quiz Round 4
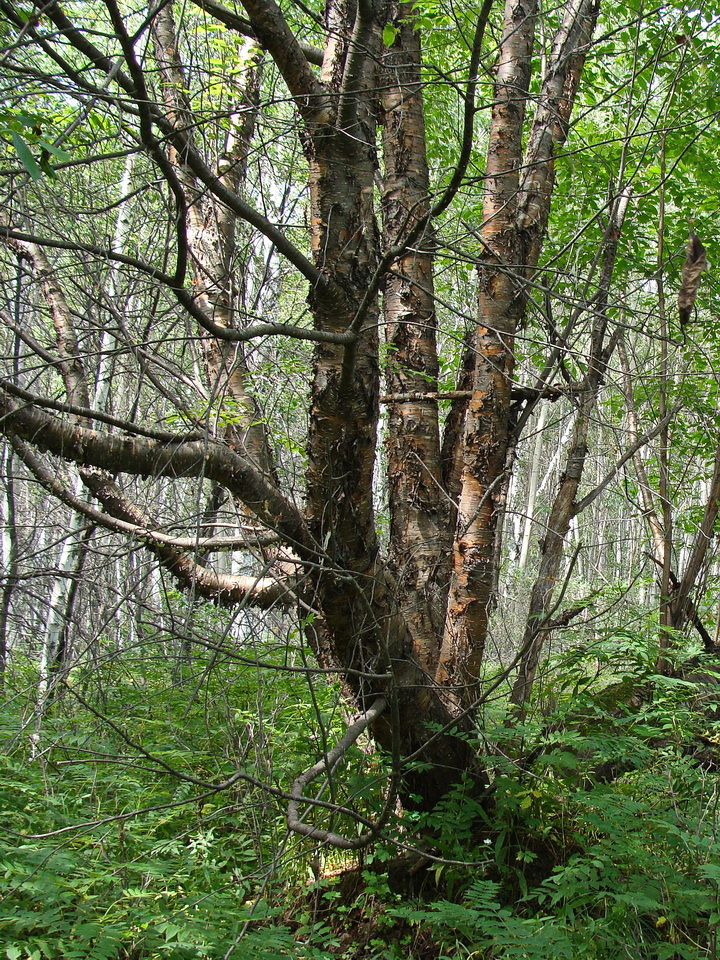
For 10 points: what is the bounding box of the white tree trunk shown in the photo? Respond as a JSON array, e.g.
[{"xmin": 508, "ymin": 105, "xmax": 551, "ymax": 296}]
[{"xmin": 519, "ymin": 403, "xmax": 549, "ymax": 569}]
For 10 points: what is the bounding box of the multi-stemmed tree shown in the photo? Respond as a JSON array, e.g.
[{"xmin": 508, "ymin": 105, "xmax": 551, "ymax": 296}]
[{"xmin": 2, "ymin": 0, "xmax": 720, "ymax": 842}]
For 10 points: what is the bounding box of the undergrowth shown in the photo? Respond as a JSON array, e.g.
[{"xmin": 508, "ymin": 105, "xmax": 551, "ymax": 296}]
[{"xmin": 2, "ymin": 631, "xmax": 720, "ymax": 959}]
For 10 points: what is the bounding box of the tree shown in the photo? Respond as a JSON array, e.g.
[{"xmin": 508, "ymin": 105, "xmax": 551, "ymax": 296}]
[{"xmin": 2, "ymin": 0, "xmax": 720, "ymax": 847}]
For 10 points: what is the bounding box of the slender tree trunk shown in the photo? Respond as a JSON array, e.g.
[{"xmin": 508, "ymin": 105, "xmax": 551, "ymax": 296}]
[
  {"xmin": 519, "ymin": 404, "xmax": 548, "ymax": 569},
  {"xmin": 618, "ymin": 338, "xmax": 666, "ymax": 565},
  {"xmin": 0, "ymin": 446, "xmax": 18, "ymax": 685},
  {"xmin": 510, "ymin": 189, "xmax": 630, "ymax": 712},
  {"xmin": 656, "ymin": 134, "xmax": 673, "ymax": 671},
  {"xmin": 39, "ymin": 155, "xmax": 135, "ymax": 695}
]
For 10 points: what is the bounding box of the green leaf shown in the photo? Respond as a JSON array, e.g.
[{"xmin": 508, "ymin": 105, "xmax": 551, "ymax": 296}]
[
  {"xmin": 382, "ymin": 24, "xmax": 398, "ymax": 47},
  {"xmin": 10, "ymin": 131, "xmax": 42, "ymax": 180},
  {"xmin": 37, "ymin": 141, "xmax": 70, "ymax": 161}
]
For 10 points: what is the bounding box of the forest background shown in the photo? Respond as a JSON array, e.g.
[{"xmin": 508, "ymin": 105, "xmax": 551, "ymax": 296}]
[{"xmin": 3, "ymin": 0, "xmax": 720, "ymax": 957}]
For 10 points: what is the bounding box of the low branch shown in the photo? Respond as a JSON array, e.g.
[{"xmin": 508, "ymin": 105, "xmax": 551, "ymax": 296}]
[
  {"xmin": 645, "ymin": 554, "xmax": 716, "ymax": 653},
  {"xmin": 0, "ymin": 389, "xmax": 314, "ymax": 554},
  {"xmin": 674, "ymin": 430, "xmax": 720, "ymax": 627},
  {"xmin": 9, "ymin": 435, "xmax": 276, "ymax": 551},
  {"xmin": 10, "ymin": 436, "xmax": 293, "ymax": 608}
]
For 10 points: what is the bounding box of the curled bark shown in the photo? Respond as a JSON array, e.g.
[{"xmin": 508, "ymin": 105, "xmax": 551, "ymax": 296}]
[{"xmin": 678, "ymin": 233, "xmax": 707, "ymax": 327}]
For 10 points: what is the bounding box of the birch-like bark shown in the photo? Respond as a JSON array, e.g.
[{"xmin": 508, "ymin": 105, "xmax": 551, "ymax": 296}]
[
  {"xmin": 437, "ymin": 0, "xmax": 539, "ymax": 698},
  {"xmin": 618, "ymin": 339, "xmax": 666, "ymax": 566},
  {"xmin": 438, "ymin": 0, "xmax": 599, "ymax": 706},
  {"xmin": 40, "ymin": 154, "xmax": 136, "ymax": 689},
  {"xmin": 672, "ymin": 437, "xmax": 720, "ymax": 632},
  {"xmin": 381, "ymin": 4, "xmax": 450, "ymax": 673},
  {"xmin": 170, "ymin": 0, "xmax": 483, "ymax": 802},
  {"xmin": 6, "ymin": 239, "xmax": 91, "ymax": 709}
]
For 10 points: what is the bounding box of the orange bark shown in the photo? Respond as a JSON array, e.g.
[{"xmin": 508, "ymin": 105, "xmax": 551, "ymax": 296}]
[{"xmin": 437, "ymin": 0, "xmax": 538, "ymax": 701}]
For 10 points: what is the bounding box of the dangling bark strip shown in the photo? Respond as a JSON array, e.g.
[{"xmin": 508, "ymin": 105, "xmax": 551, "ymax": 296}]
[{"xmin": 678, "ymin": 233, "xmax": 707, "ymax": 328}]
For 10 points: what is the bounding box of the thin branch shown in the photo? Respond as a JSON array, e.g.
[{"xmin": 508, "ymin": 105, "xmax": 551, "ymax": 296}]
[
  {"xmin": 0, "ymin": 228, "xmax": 348, "ymax": 345},
  {"xmin": 0, "ymin": 308, "xmax": 63, "ymax": 368},
  {"xmin": 574, "ymin": 401, "xmax": 683, "ymax": 514},
  {"xmin": 4, "ymin": 3, "xmax": 329, "ymax": 293},
  {"xmin": 287, "ymin": 696, "xmax": 391, "ymax": 848},
  {"xmin": 189, "ymin": 0, "xmax": 324, "ymax": 65}
]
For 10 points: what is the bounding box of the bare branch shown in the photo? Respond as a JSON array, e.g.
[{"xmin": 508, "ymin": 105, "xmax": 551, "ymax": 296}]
[
  {"xmin": 189, "ymin": 0, "xmax": 324, "ymax": 65},
  {"xmin": 287, "ymin": 696, "xmax": 390, "ymax": 848},
  {"xmin": 1, "ymin": 228, "xmax": 349, "ymax": 344}
]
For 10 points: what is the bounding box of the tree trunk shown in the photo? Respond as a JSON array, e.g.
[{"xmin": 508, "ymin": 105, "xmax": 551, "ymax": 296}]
[
  {"xmin": 381, "ymin": 3, "xmax": 450, "ymax": 675},
  {"xmin": 438, "ymin": 0, "xmax": 539, "ymax": 703},
  {"xmin": 439, "ymin": 0, "xmax": 599, "ymax": 708}
]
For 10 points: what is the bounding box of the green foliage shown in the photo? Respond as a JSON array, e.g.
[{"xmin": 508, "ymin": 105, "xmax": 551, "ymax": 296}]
[
  {"xmin": 0, "ymin": 110, "xmax": 70, "ymax": 180},
  {"xmin": 359, "ymin": 635, "xmax": 720, "ymax": 960},
  {"xmin": 0, "ymin": 628, "xmax": 364, "ymax": 959},
  {"xmin": 4, "ymin": 623, "xmax": 720, "ymax": 959}
]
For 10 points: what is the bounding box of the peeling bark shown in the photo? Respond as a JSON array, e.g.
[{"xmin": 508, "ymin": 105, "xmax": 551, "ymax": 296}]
[
  {"xmin": 381, "ymin": 3, "xmax": 450, "ymax": 674},
  {"xmin": 437, "ymin": 0, "xmax": 539, "ymax": 701},
  {"xmin": 438, "ymin": 0, "xmax": 599, "ymax": 708}
]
